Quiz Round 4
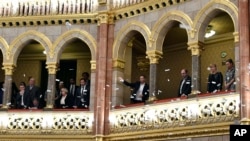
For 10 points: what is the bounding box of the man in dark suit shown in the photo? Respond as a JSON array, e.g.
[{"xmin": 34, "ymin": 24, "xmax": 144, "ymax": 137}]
[
  {"xmin": 25, "ymin": 77, "xmax": 42, "ymax": 108},
  {"xmin": 68, "ymin": 78, "xmax": 78, "ymax": 105},
  {"xmin": 82, "ymin": 72, "xmax": 90, "ymax": 87},
  {"xmin": 75, "ymin": 78, "xmax": 90, "ymax": 108},
  {"xmin": 178, "ymin": 69, "xmax": 192, "ymax": 97},
  {"xmin": 119, "ymin": 75, "xmax": 149, "ymax": 103}
]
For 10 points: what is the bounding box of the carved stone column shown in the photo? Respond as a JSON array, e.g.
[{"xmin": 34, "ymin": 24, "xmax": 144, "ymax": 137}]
[
  {"xmin": 89, "ymin": 60, "xmax": 96, "ymax": 111},
  {"xmin": 112, "ymin": 59, "xmax": 125, "ymax": 105},
  {"xmin": 1, "ymin": 63, "xmax": 14, "ymax": 109},
  {"xmin": 146, "ymin": 50, "xmax": 162, "ymax": 102},
  {"xmin": 187, "ymin": 41, "xmax": 203, "ymax": 94},
  {"xmin": 45, "ymin": 62, "xmax": 57, "ymax": 109},
  {"xmin": 233, "ymin": 32, "xmax": 240, "ymax": 93},
  {"xmin": 94, "ymin": 12, "xmax": 109, "ymax": 139},
  {"xmin": 239, "ymin": 0, "xmax": 250, "ymax": 125}
]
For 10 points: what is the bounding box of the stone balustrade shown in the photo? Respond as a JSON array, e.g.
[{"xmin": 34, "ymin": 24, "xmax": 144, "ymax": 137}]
[
  {"xmin": 0, "ymin": 110, "xmax": 93, "ymax": 135},
  {"xmin": 109, "ymin": 92, "xmax": 239, "ymax": 133},
  {"xmin": 0, "ymin": 0, "xmax": 98, "ymax": 17},
  {"xmin": 0, "ymin": 93, "xmax": 239, "ymax": 135}
]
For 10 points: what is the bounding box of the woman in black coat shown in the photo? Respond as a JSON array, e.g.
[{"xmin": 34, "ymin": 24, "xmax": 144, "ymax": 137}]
[{"xmin": 207, "ymin": 64, "xmax": 223, "ymax": 93}]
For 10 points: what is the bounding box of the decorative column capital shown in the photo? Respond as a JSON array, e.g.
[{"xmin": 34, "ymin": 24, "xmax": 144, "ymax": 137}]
[
  {"xmin": 46, "ymin": 62, "xmax": 58, "ymax": 74},
  {"xmin": 113, "ymin": 59, "xmax": 125, "ymax": 69},
  {"xmin": 2, "ymin": 63, "xmax": 15, "ymax": 75},
  {"xmin": 97, "ymin": 13, "xmax": 109, "ymax": 25},
  {"xmin": 187, "ymin": 41, "xmax": 204, "ymax": 56},
  {"xmin": 146, "ymin": 50, "xmax": 163, "ymax": 64},
  {"xmin": 147, "ymin": 37, "xmax": 156, "ymax": 48},
  {"xmin": 233, "ymin": 32, "xmax": 239, "ymax": 43},
  {"xmin": 108, "ymin": 13, "xmax": 115, "ymax": 24},
  {"xmin": 90, "ymin": 60, "xmax": 96, "ymax": 70}
]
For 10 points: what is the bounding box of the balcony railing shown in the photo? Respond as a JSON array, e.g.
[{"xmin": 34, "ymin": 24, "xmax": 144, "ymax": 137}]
[
  {"xmin": 0, "ymin": 110, "xmax": 93, "ymax": 135},
  {"xmin": 0, "ymin": 0, "xmax": 98, "ymax": 17},
  {"xmin": 0, "ymin": 92, "xmax": 239, "ymax": 136},
  {"xmin": 110, "ymin": 92, "xmax": 239, "ymax": 133}
]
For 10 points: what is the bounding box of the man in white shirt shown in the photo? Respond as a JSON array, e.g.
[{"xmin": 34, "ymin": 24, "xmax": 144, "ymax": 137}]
[
  {"xmin": 119, "ymin": 75, "xmax": 149, "ymax": 104},
  {"xmin": 75, "ymin": 78, "xmax": 90, "ymax": 108}
]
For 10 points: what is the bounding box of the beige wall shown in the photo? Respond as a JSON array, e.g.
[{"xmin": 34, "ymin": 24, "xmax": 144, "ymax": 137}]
[
  {"xmin": 13, "ymin": 60, "xmax": 42, "ymax": 87},
  {"xmin": 157, "ymin": 44, "xmax": 192, "ymax": 99},
  {"xmin": 76, "ymin": 59, "xmax": 91, "ymax": 85},
  {"xmin": 201, "ymin": 38, "xmax": 235, "ymax": 93},
  {"xmin": 122, "ymin": 36, "xmax": 235, "ymax": 101}
]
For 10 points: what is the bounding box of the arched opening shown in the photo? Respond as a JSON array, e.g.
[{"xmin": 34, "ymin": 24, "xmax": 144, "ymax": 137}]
[
  {"xmin": 55, "ymin": 38, "xmax": 91, "ymax": 108},
  {"xmin": 13, "ymin": 40, "xmax": 46, "ymax": 108},
  {"xmin": 0, "ymin": 51, "xmax": 4, "ymax": 106},
  {"xmin": 200, "ymin": 11, "xmax": 235, "ymax": 93},
  {"xmin": 157, "ymin": 21, "xmax": 190, "ymax": 99},
  {"xmin": 122, "ymin": 31, "xmax": 148, "ymax": 104},
  {"xmin": 0, "ymin": 51, "xmax": 4, "ymax": 82}
]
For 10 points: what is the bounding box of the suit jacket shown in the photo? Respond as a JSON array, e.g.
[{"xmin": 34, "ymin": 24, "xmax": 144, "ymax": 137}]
[
  {"xmin": 207, "ymin": 72, "xmax": 223, "ymax": 93},
  {"xmin": 16, "ymin": 91, "xmax": 29, "ymax": 108},
  {"xmin": 68, "ymin": 84, "xmax": 78, "ymax": 103},
  {"xmin": 25, "ymin": 85, "xmax": 41, "ymax": 107},
  {"xmin": 75, "ymin": 85, "xmax": 90, "ymax": 108},
  {"xmin": 178, "ymin": 76, "xmax": 192, "ymax": 97},
  {"xmin": 123, "ymin": 81, "xmax": 149, "ymax": 102},
  {"xmin": 57, "ymin": 94, "xmax": 74, "ymax": 108}
]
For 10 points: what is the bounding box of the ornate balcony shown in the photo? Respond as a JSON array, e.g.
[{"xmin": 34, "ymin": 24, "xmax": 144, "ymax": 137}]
[
  {"xmin": 108, "ymin": 92, "xmax": 239, "ymax": 140},
  {"xmin": 0, "ymin": 93, "xmax": 239, "ymax": 140}
]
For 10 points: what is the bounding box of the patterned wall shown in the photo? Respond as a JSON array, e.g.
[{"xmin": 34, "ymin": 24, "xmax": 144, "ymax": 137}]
[
  {"xmin": 201, "ymin": 39, "xmax": 235, "ymax": 93},
  {"xmin": 157, "ymin": 45, "xmax": 192, "ymax": 99},
  {"xmin": 125, "ymin": 38, "xmax": 235, "ymax": 100},
  {"xmin": 13, "ymin": 60, "xmax": 42, "ymax": 87}
]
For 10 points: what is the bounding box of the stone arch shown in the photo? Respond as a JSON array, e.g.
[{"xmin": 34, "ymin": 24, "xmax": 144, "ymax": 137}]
[
  {"xmin": 52, "ymin": 29, "xmax": 97, "ymax": 63},
  {"xmin": 112, "ymin": 21, "xmax": 151, "ymax": 60},
  {"xmin": 193, "ymin": 0, "xmax": 238, "ymax": 42},
  {"xmin": 9, "ymin": 30, "xmax": 52, "ymax": 66},
  {"xmin": 0, "ymin": 36, "xmax": 9, "ymax": 62},
  {"xmin": 151, "ymin": 10, "xmax": 193, "ymax": 52}
]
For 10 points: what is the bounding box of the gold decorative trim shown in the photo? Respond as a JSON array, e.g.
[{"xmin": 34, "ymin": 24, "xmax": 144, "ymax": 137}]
[
  {"xmin": 146, "ymin": 50, "xmax": 163, "ymax": 64},
  {"xmin": 0, "ymin": 36, "xmax": 8, "ymax": 61},
  {"xmin": 2, "ymin": 63, "xmax": 15, "ymax": 75},
  {"xmin": 107, "ymin": 122, "xmax": 230, "ymax": 141},
  {"xmin": 46, "ymin": 62, "xmax": 58, "ymax": 74},
  {"xmin": 113, "ymin": 59, "xmax": 125, "ymax": 69},
  {"xmin": 0, "ymin": 14, "xmax": 98, "ymax": 27},
  {"xmin": 97, "ymin": 13, "xmax": 109, "ymax": 24},
  {"xmin": 241, "ymin": 118, "xmax": 250, "ymax": 125},
  {"xmin": 193, "ymin": 0, "xmax": 238, "ymax": 41},
  {"xmin": 187, "ymin": 41, "xmax": 204, "ymax": 56},
  {"xmin": 233, "ymin": 32, "xmax": 239, "ymax": 43},
  {"xmin": 108, "ymin": 13, "xmax": 115, "ymax": 24},
  {"xmin": 90, "ymin": 60, "xmax": 97, "ymax": 70},
  {"xmin": 112, "ymin": 21, "xmax": 151, "ymax": 60},
  {"xmin": 52, "ymin": 29, "xmax": 97, "ymax": 62},
  {"xmin": 9, "ymin": 30, "xmax": 52, "ymax": 65},
  {"xmin": 151, "ymin": 10, "xmax": 194, "ymax": 52}
]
